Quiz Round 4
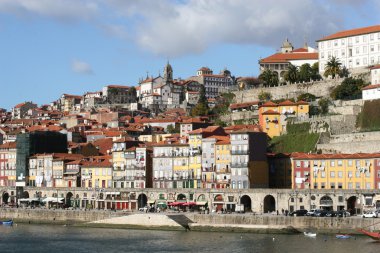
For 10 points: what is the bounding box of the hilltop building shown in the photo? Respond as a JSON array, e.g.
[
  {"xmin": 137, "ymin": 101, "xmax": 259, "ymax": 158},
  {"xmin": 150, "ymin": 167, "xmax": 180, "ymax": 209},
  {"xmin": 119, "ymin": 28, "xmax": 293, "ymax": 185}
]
[{"xmin": 317, "ymin": 25, "xmax": 380, "ymax": 75}]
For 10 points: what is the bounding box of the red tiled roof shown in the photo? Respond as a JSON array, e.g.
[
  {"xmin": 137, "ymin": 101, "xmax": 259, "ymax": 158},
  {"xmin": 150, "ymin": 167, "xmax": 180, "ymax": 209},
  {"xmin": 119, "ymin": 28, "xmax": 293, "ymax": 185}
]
[
  {"xmin": 292, "ymin": 48, "xmax": 308, "ymax": 53},
  {"xmin": 261, "ymin": 109, "xmax": 280, "ymax": 115},
  {"xmin": 188, "ymin": 125, "xmax": 222, "ymax": 134},
  {"xmin": 107, "ymin": 85, "xmax": 130, "ymax": 89},
  {"xmin": 370, "ymin": 64, "xmax": 380, "ymax": 70},
  {"xmin": 92, "ymin": 138, "xmax": 113, "ymax": 155},
  {"xmin": 14, "ymin": 102, "xmax": 26, "ymax": 109},
  {"xmin": 63, "ymin": 94, "xmax": 82, "ymax": 99},
  {"xmin": 0, "ymin": 142, "xmax": 17, "ymax": 149},
  {"xmin": 291, "ymin": 152, "xmax": 380, "ymax": 159},
  {"xmin": 278, "ymin": 100, "xmax": 295, "ymax": 106},
  {"xmin": 224, "ymin": 124, "xmax": 262, "ymax": 133},
  {"xmin": 260, "ymin": 52, "xmax": 318, "ymax": 63},
  {"xmin": 230, "ymin": 101, "xmax": 259, "ymax": 110},
  {"xmin": 362, "ymin": 84, "xmax": 380, "ymax": 90},
  {"xmin": 261, "ymin": 101, "xmax": 278, "ymax": 107},
  {"xmin": 296, "ymin": 100, "xmax": 309, "ymax": 105},
  {"xmin": 317, "ymin": 25, "xmax": 380, "ymax": 42}
]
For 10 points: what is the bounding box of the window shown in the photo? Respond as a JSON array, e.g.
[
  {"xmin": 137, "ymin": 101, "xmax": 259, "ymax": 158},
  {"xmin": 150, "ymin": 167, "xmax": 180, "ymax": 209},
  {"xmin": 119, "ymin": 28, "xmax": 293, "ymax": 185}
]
[
  {"xmin": 348, "ymin": 160, "xmax": 353, "ymax": 166},
  {"xmin": 370, "ymin": 34, "xmax": 374, "ymax": 41},
  {"xmin": 348, "ymin": 171, "xmax": 353, "ymax": 178},
  {"xmin": 348, "ymin": 182, "xmax": 353, "ymax": 189},
  {"xmin": 341, "ymin": 49, "xmax": 345, "ymax": 57},
  {"xmin": 371, "ymin": 45, "xmax": 375, "ymax": 52},
  {"xmin": 338, "ymin": 171, "xmax": 343, "ymax": 178},
  {"xmin": 330, "ymin": 160, "xmax": 335, "ymax": 166},
  {"xmin": 296, "ymin": 161, "xmax": 301, "ymax": 168},
  {"xmin": 355, "ymin": 37, "xmax": 359, "ymax": 43},
  {"xmin": 363, "ymin": 57, "xmax": 367, "ymax": 65},
  {"xmin": 334, "ymin": 40, "xmax": 338, "ymax": 46},
  {"xmin": 330, "ymin": 182, "xmax": 335, "ymax": 188},
  {"xmin": 321, "ymin": 171, "xmax": 326, "ymax": 178},
  {"xmin": 330, "ymin": 171, "xmax": 335, "ymax": 178},
  {"xmin": 356, "ymin": 182, "xmax": 360, "ymax": 189},
  {"xmin": 356, "ymin": 47, "xmax": 359, "ymax": 54},
  {"xmin": 321, "ymin": 182, "xmax": 325, "ymax": 189},
  {"xmin": 337, "ymin": 160, "xmax": 342, "ymax": 166},
  {"xmin": 341, "ymin": 39, "xmax": 345, "ymax": 45},
  {"xmin": 363, "ymin": 35, "xmax": 367, "ymax": 42},
  {"xmin": 366, "ymin": 182, "xmax": 371, "ymax": 189}
]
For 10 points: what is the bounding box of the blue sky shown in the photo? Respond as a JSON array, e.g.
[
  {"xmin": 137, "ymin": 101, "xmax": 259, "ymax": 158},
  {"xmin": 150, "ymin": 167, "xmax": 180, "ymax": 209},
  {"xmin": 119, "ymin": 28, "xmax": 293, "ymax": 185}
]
[{"xmin": 0, "ymin": 0, "xmax": 379, "ymax": 110}]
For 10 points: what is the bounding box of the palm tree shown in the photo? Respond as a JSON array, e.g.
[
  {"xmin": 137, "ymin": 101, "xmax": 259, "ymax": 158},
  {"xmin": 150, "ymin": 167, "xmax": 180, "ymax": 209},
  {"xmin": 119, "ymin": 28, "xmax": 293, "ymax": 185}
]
[
  {"xmin": 284, "ymin": 64, "xmax": 299, "ymax": 83},
  {"xmin": 324, "ymin": 56, "xmax": 342, "ymax": 78},
  {"xmin": 259, "ymin": 69, "xmax": 279, "ymax": 87}
]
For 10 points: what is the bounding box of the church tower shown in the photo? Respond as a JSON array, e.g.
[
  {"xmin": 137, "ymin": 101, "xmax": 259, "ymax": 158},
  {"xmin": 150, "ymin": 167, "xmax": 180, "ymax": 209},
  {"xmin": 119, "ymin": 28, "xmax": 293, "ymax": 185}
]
[
  {"xmin": 281, "ymin": 38, "xmax": 294, "ymax": 53},
  {"xmin": 163, "ymin": 61, "xmax": 173, "ymax": 83}
]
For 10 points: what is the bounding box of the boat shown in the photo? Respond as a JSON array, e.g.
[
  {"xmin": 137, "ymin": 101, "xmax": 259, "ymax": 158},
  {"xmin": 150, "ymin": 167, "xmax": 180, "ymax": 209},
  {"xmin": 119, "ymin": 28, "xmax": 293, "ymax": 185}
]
[
  {"xmin": 304, "ymin": 232, "xmax": 317, "ymax": 237},
  {"xmin": 0, "ymin": 220, "xmax": 13, "ymax": 226},
  {"xmin": 357, "ymin": 229, "xmax": 380, "ymax": 241},
  {"xmin": 336, "ymin": 234, "xmax": 351, "ymax": 239}
]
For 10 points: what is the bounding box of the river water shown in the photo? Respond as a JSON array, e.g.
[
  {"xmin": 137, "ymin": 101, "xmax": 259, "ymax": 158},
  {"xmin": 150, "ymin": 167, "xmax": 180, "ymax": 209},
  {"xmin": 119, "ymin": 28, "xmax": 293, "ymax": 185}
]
[{"xmin": 0, "ymin": 224, "xmax": 378, "ymax": 253}]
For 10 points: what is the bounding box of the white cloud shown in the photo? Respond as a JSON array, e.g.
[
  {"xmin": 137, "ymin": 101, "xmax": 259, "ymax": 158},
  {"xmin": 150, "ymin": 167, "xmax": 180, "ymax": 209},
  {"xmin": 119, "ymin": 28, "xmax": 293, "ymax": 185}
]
[
  {"xmin": 108, "ymin": 0, "xmax": 344, "ymax": 56},
  {"xmin": 0, "ymin": 0, "xmax": 99, "ymax": 22},
  {"xmin": 71, "ymin": 59, "xmax": 93, "ymax": 75}
]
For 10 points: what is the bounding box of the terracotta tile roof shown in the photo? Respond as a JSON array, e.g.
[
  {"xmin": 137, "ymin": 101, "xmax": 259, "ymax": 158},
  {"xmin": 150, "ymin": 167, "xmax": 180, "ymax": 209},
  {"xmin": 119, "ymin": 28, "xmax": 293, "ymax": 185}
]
[
  {"xmin": 292, "ymin": 48, "xmax": 308, "ymax": 53},
  {"xmin": 278, "ymin": 100, "xmax": 295, "ymax": 106},
  {"xmin": 198, "ymin": 67, "xmax": 212, "ymax": 71},
  {"xmin": 261, "ymin": 101, "xmax": 278, "ymax": 107},
  {"xmin": 362, "ymin": 84, "xmax": 380, "ymax": 90},
  {"xmin": 291, "ymin": 152, "xmax": 380, "ymax": 159},
  {"xmin": 224, "ymin": 124, "xmax": 262, "ymax": 132},
  {"xmin": 26, "ymin": 125, "xmax": 63, "ymax": 132},
  {"xmin": 106, "ymin": 84, "xmax": 130, "ymax": 89},
  {"xmin": 296, "ymin": 100, "xmax": 309, "ymax": 105},
  {"xmin": 63, "ymin": 94, "xmax": 82, "ymax": 99},
  {"xmin": 92, "ymin": 138, "xmax": 113, "ymax": 155},
  {"xmin": 370, "ymin": 64, "xmax": 380, "ymax": 70},
  {"xmin": 260, "ymin": 52, "xmax": 318, "ymax": 63},
  {"xmin": 317, "ymin": 25, "xmax": 380, "ymax": 42},
  {"xmin": 14, "ymin": 102, "xmax": 26, "ymax": 109},
  {"xmin": 230, "ymin": 101, "xmax": 260, "ymax": 110},
  {"xmin": 0, "ymin": 142, "xmax": 17, "ymax": 149},
  {"xmin": 261, "ymin": 109, "xmax": 280, "ymax": 115},
  {"xmin": 188, "ymin": 126, "xmax": 222, "ymax": 134}
]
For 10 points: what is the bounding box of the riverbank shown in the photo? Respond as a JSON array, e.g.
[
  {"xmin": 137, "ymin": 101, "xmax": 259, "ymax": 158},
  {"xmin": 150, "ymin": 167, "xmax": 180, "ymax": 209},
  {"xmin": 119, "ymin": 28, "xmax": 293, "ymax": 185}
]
[{"xmin": 1, "ymin": 208, "xmax": 380, "ymax": 234}]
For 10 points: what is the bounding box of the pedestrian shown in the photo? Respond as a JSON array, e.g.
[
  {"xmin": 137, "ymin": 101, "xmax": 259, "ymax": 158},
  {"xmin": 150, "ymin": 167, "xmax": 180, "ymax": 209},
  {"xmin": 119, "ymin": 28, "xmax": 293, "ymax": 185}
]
[
  {"xmin": 282, "ymin": 208, "xmax": 284, "ymax": 215},
  {"xmin": 276, "ymin": 210, "xmax": 279, "ymax": 216}
]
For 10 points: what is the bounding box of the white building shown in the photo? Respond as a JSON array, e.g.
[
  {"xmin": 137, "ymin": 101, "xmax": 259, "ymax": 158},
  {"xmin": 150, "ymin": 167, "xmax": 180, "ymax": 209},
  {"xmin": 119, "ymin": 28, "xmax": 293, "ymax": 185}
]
[
  {"xmin": 362, "ymin": 64, "xmax": 380, "ymax": 101},
  {"xmin": 259, "ymin": 39, "xmax": 318, "ymax": 81},
  {"xmin": 317, "ymin": 25, "xmax": 380, "ymax": 75}
]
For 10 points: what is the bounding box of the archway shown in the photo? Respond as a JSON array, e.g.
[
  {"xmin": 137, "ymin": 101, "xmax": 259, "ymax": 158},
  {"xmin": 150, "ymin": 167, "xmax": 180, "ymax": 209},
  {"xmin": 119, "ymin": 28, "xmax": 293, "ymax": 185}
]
[
  {"xmin": 320, "ymin": 195, "xmax": 333, "ymax": 211},
  {"xmin": 66, "ymin": 192, "xmax": 73, "ymax": 207},
  {"xmin": 263, "ymin": 195, "xmax": 276, "ymax": 213},
  {"xmin": 177, "ymin": 194, "xmax": 187, "ymax": 201},
  {"xmin": 197, "ymin": 194, "xmax": 206, "ymax": 201},
  {"xmin": 137, "ymin": 193, "xmax": 147, "ymax": 209},
  {"xmin": 2, "ymin": 192, "xmax": 9, "ymax": 204},
  {"xmin": 22, "ymin": 191, "xmax": 29, "ymax": 199},
  {"xmin": 240, "ymin": 195, "xmax": 252, "ymax": 212},
  {"xmin": 346, "ymin": 196, "xmax": 357, "ymax": 215}
]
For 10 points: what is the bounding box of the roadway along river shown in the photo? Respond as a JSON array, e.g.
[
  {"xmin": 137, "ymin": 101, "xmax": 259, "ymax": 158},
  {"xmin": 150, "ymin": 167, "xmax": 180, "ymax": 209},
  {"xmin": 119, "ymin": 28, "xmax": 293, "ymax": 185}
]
[{"xmin": 0, "ymin": 224, "xmax": 378, "ymax": 253}]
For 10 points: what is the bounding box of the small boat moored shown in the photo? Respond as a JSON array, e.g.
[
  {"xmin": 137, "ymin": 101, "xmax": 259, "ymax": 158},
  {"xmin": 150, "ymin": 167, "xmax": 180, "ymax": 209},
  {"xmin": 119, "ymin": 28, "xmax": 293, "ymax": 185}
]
[
  {"xmin": 304, "ymin": 232, "xmax": 317, "ymax": 237},
  {"xmin": 0, "ymin": 220, "xmax": 13, "ymax": 226},
  {"xmin": 357, "ymin": 229, "xmax": 380, "ymax": 241},
  {"xmin": 336, "ymin": 234, "xmax": 351, "ymax": 239}
]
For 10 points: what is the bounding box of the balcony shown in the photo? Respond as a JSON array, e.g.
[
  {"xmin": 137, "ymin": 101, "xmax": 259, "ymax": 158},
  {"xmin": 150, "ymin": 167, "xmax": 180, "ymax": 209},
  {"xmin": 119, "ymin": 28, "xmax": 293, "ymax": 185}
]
[
  {"xmin": 231, "ymin": 162, "xmax": 248, "ymax": 168},
  {"xmin": 231, "ymin": 150, "xmax": 249, "ymax": 155},
  {"xmin": 216, "ymin": 168, "xmax": 231, "ymax": 174}
]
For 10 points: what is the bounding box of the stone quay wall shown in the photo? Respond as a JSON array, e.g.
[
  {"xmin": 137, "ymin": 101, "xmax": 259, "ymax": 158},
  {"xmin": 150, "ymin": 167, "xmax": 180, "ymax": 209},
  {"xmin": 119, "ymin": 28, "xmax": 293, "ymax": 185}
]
[{"xmin": 234, "ymin": 79, "xmax": 342, "ymax": 103}]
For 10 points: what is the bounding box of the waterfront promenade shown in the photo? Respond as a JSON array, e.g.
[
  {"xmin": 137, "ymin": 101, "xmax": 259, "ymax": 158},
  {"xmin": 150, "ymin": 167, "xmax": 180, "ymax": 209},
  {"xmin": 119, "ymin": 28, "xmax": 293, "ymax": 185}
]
[{"xmin": 1, "ymin": 207, "xmax": 379, "ymax": 234}]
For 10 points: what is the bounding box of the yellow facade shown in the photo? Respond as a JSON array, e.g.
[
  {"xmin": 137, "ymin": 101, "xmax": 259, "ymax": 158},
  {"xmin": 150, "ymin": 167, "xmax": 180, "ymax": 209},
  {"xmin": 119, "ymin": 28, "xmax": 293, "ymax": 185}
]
[
  {"xmin": 310, "ymin": 158, "xmax": 374, "ymax": 190},
  {"xmin": 215, "ymin": 142, "xmax": 231, "ymax": 188},
  {"xmin": 82, "ymin": 164, "xmax": 113, "ymax": 189},
  {"xmin": 189, "ymin": 133, "xmax": 202, "ymax": 188},
  {"xmin": 260, "ymin": 112, "xmax": 281, "ymax": 138}
]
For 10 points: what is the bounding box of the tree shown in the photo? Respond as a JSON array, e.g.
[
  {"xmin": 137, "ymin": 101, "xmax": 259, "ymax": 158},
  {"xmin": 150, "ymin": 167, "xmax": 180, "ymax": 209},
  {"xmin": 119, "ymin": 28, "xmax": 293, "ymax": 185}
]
[
  {"xmin": 166, "ymin": 124, "xmax": 180, "ymax": 134},
  {"xmin": 212, "ymin": 92, "xmax": 235, "ymax": 115},
  {"xmin": 284, "ymin": 64, "xmax": 299, "ymax": 83},
  {"xmin": 311, "ymin": 62, "xmax": 322, "ymax": 81},
  {"xmin": 318, "ymin": 98, "xmax": 330, "ymax": 115},
  {"xmin": 330, "ymin": 77, "xmax": 366, "ymax": 100},
  {"xmin": 297, "ymin": 93, "xmax": 317, "ymax": 102},
  {"xmin": 258, "ymin": 91, "xmax": 272, "ymax": 101},
  {"xmin": 191, "ymin": 85, "xmax": 209, "ymax": 116},
  {"xmin": 298, "ymin": 63, "xmax": 313, "ymax": 83},
  {"xmin": 339, "ymin": 66, "xmax": 350, "ymax": 78},
  {"xmin": 259, "ymin": 69, "xmax": 279, "ymax": 87},
  {"xmin": 128, "ymin": 86, "xmax": 137, "ymax": 102},
  {"xmin": 324, "ymin": 56, "xmax": 342, "ymax": 78}
]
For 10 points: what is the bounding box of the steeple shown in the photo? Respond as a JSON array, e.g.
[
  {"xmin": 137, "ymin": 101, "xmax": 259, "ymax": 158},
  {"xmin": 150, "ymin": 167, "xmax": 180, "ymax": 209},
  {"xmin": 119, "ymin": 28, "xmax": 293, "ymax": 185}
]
[
  {"xmin": 163, "ymin": 61, "xmax": 173, "ymax": 82},
  {"xmin": 281, "ymin": 38, "xmax": 294, "ymax": 53}
]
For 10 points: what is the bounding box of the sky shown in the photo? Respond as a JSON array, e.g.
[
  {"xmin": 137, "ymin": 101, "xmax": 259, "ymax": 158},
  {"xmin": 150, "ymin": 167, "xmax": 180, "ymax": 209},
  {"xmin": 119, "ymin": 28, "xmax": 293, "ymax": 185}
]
[{"xmin": 0, "ymin": 0, "xmax": 380, "ymax": 110}]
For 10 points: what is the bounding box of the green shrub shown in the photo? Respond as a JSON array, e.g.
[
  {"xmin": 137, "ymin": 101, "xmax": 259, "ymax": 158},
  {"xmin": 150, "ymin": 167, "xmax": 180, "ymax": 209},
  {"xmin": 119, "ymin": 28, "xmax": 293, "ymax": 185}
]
[{"xmin": 357, "ymin": 99, "xmax": 380, "ymax": 131}]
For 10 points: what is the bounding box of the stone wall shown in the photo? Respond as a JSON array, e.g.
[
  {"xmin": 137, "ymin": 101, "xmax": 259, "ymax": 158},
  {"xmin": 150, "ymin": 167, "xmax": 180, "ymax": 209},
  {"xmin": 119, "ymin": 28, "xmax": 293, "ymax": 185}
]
[
  {"xmin": 220, "ymin": 111, "xmax": 258, "ymax": 124},
  {"xmin": 234, "ymin": 79, "xmax": 343, "ymax": 103}
]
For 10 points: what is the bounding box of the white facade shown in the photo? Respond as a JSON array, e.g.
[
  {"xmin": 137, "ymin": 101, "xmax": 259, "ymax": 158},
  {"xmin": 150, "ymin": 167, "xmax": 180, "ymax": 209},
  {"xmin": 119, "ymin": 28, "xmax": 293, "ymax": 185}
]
[
  {"xmin": 362, "ymin": 85, "xmax": 380, "ymax": 101},
  {"xmin": 318, "ymin": 29, "xmax": 380, "ymax": 74},
  {"xmin": 371, "ymin": 66, "xmax": 380, "ymax": 84}
]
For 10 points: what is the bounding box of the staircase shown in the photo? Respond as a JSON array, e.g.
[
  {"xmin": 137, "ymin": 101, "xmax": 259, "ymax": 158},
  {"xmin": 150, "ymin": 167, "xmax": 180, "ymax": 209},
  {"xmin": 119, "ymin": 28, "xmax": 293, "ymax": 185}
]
[{"xmin": 167, "ymin": 214, "xmax": 194, "ymax": 230}]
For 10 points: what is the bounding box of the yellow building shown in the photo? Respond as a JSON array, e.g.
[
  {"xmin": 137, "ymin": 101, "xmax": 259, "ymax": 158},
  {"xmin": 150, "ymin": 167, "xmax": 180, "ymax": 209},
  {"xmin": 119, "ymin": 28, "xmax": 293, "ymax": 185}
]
[
  {"xmin": 259, "ymin": 100, "xmax": 309, "ymax": 138},
  {"xmin": 81, "ymin": 156, "xmax": 113, "ymax": 189},
  {"xmin": 291, "ymin": 153, "xmax": 377, "ymax": 190},
  {"xmin": 215, "ymin": 137, "xmax": 231, "ymax": 188},
  {"xmin": 188, "ymin": 132, "xmax": 202, "ymax": 188},
  {"xmin": 0, "ymin": 142, "xmax": 17, "ymax": 187}
]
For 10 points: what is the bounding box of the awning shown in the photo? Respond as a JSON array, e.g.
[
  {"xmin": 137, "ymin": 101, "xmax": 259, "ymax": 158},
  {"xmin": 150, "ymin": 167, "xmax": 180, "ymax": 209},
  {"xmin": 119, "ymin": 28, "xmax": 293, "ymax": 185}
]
[
  {"xmin": 182, "ymin": 202, "xmax": 196, "ymax": 206},
  {"xmin": 196, "ymin": 201, "xmax": 207, "ymax": 206},
  {"xmin": 157, "ymin": 202, "xmax": 166, "ymax": 205},
  {"xmin": 148, "ymin": 200, "xmax": 155, "ymax": 204},
  {"xmin": 19, "ymin": 198, "xmax": 39, "ymax": 202},
  {"xmin": 42, "ymin": 197, "xmax": 64, "ymax": 203},
  {"xmin": 105, "ymin": 192, "xmax": 120, "ymax": 195},
  {"xmin": 64, "ymin": 171, "xmax": 79, "ymax": 175}
]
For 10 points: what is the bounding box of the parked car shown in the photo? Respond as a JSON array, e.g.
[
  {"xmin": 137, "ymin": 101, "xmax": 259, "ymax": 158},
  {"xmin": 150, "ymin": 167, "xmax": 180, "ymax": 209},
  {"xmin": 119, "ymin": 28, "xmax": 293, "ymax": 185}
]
[
  {"xmin": 290, "ymin": 209, "xmax": 308, "ymax": 216},
  {"xmin": 314, "ymin": 210, "xmax": 328, "ymax": 217},
  {"xmin": 336, "ymin": 210, "xmax": 351, "ymax": 217},
  {"xmin": 326, "ymin": 211, "xmax": 337, "ymax": 217},
  {"xmin": 362, "ymin": 211, "xmax": 378, "ymax": 218},
  {"xmin": 306, "ymin": 209, "xmax": 320, "ymax": 216},
  {"xmin": 138, "ymin": 206, "xmax": 149, "ymax": 212}
]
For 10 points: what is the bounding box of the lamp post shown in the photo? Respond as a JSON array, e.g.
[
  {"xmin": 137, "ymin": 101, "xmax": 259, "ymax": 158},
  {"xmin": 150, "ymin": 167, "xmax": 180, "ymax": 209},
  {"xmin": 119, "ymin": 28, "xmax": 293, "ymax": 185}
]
[{"xmin": 56, "ymin": 189, "xmax": 58, "ymax": 209}]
